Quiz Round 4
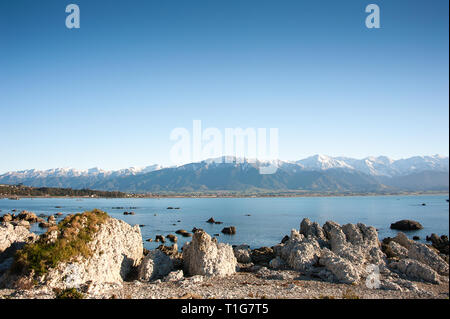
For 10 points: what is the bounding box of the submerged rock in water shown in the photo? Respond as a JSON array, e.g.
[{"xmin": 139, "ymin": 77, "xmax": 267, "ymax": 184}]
[
  {"xmin": 182, "ymin": 230, "xmax": 236, "ymax": 277},
  {"xmin": 221, "ymin": 226, "xmax": 236, "ymax": 235},
  {"xmin": 390, "ymin": 220, "xmax": 423, "ymax": 231},
  {"xmin": 166, "ymin": 234, "xmax": 178, "ymax": 243},
  {"xmin": 175, "ymin": 229, "xmax": 192, "ymax": 237}
]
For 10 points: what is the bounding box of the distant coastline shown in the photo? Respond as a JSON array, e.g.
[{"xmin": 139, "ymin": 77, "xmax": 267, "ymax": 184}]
[{"xmin": 0, "ymin": 184, "xmax": 448, "ymax": 199}]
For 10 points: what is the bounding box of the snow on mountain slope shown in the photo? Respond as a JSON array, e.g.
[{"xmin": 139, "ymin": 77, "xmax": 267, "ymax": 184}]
[
  {"xmin": 0, "ymin": 155, "xmax": 447, "ymax": 182},
  {"xmin": 297, "ymin": 154, "xmax": 448, "ymax": 177},
  {"xmin": 296, "ymin": 155, "xmax": 354, "ymax": 170},
  {"xmin": 0, "ymin": 165, "xmax": 162, "ymax": 180}
]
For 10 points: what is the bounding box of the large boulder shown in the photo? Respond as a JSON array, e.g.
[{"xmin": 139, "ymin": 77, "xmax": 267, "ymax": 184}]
[
  {"xmin": 250, "ymin": 247, "xmax": 275, "ymax": 265},
  {"xmin": 182, "ymin": 230, "xmax": 236, "ymax": 277},
  {"xmin": 390, "ymin": 220, "xmax": 423, "ymax": 231},
  {"xmin": 1, "ymin": 210, "xmax": 143, "ymax": 290},
  {"xmin": 274, "ymin": 229, "xmax": 321, "ymax": 272},
  {"xmin": 318, "ymin": 249, "xmax": 360, "ymax": 284},
  {"xmin": 16, "ymin": 211, "xmax": 40, "ymax": 223},
  {"xmin": 233, "ymin": 245, "xmax": 252, "ymax": 264},
  {"xmin": 0, "ymin": 214, "xmax": 13, "ymax": 223},
  {"xmin": 138, "ymin": 250, "xmax": 173, "ymax": 281}
]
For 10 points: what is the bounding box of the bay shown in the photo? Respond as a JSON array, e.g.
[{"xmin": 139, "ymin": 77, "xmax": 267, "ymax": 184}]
[{"xmin": 0, "ymin": 194, "xmax": 448, "ymax": 250}]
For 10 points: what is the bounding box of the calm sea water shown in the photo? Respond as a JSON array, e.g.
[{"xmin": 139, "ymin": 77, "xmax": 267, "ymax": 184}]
[{"xmin": 1, "ymin": 195, "xmax": 448, "ymax": 250}]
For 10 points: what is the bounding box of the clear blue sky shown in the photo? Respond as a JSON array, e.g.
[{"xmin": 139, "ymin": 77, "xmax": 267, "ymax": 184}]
[{"xmin": 0, "ymin": 0, "xmax": 448, "ymax": 173}]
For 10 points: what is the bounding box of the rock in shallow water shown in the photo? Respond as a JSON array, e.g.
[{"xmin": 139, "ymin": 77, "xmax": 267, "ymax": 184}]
[{"xmin": 390, "ymin": 220, "xmax": 423, "ymax": 231}]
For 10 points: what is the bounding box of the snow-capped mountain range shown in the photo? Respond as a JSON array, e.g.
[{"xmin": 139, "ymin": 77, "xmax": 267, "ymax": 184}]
[
  {"xmin": 0, "ymin": 155, "xmax": 447, "ymax": 180},
  {"xmin": 295, "ymin": 154, "xmax": 448, "ymax": 177},
  {"xmin": 0, "ymin": 164, "xmax": 163, "ymax": 180},
  {"xmin": 0, "ymin": 155, "xmax": 447, "ymax": 193}
]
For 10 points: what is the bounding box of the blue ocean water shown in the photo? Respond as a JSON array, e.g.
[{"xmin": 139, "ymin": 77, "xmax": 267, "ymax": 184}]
[{"xmin": 0, "ymin": 195, "xmax": 448, "ymax": 250}]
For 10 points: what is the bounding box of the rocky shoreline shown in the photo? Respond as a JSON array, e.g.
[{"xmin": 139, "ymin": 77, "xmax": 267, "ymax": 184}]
[{"xmin": 0, "ymin": 210, "xmax": 448, "ymax": 299}]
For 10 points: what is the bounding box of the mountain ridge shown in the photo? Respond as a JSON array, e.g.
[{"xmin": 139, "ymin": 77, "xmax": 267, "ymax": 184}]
[{"xmin": 0, "ymin": 155, "xmax": 447, "ymax": 193}]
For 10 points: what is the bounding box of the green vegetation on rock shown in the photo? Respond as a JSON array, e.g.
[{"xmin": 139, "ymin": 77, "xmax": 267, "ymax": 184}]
[
  {"xmin": 55, "ymin": 288, "xmax": 85, "ymax": 299},
  {"xmin": 12, "ymin": 209, "xmax": 109, "ymax": 276}
]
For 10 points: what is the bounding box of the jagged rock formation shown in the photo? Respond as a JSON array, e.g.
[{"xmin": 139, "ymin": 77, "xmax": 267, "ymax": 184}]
[
  {"xmin": 182, "ymin": 230, "xmax": 237, "ymax": 276},
  {"xmin": 273, "ymin": 218, "xmax": 385, "ymax": 284},
  {"xmin": 273, "ymin": 219, "xmax": 449, "ymax": 288}
]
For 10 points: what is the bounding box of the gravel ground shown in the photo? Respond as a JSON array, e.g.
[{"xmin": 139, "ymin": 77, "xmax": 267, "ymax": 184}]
[{"xmin": 1, "ymin": 271, "xmax": 448, "ymax": 299}]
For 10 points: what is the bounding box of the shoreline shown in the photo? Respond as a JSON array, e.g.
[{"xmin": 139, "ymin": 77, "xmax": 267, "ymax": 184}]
[{"xmin": 1, "ymin": 191, "xmax": 448, "ymax": 200}]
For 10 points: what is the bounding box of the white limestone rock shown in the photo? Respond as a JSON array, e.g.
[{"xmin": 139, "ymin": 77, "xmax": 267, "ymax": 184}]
[
  {"xmin": 182, "ymin": 231, "xmax": 237, "ymax": 277},
  {"xmin": 0, "ymin": 223, "xmax": 35, "ymax": 253},
  {"xmin": 138, "ymin": 250, "xmax": 173, "ymax": 281},
  {"xmin": 233, "ymin": 245, "xmax": 252, "ymax": 264},
  {"xmin": 318, "ymin": 249, "xmax": 360, "ymax": 284},
  {"xmin": 41, "ymin": 217, "xmax": 143, "ymax": 289},
  {"xmin": 390, "ymin": 258, "xmax": 440, "ymax": 284}
]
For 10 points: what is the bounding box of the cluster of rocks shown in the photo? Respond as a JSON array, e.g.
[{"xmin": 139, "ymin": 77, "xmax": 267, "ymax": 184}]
[
  {"xmin": 230, "ymin": 218, "xmax": 449, "ymax": 292},
  {"xmin": 222, "ymin": 226, "xmax": 236, "ymax": 235},
  {"xmin": 0, "ymin": 211, "xmax": 63, "ymax": 230},
  {"xmin": 0, "ymin": 212, "xmax": 448, "ymax": 298},
  {"xmin": 0, "ymin": 211, "xmax": 42, "ymax": 229}
]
